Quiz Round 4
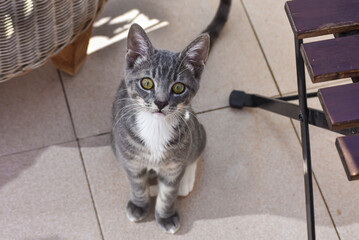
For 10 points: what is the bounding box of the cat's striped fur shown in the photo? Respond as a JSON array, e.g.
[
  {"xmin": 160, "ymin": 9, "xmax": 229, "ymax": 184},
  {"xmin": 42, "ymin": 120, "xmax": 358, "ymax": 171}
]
[{"xmin": 111, "ymin": 0, "xmax": 231, "ymax": 234}]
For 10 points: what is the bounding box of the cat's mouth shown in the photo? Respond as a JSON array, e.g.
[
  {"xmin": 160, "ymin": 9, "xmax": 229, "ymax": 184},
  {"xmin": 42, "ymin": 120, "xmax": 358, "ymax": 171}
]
[{"xmin": 153, "ymin": 110, "xmax": 166, "ymax": 117}]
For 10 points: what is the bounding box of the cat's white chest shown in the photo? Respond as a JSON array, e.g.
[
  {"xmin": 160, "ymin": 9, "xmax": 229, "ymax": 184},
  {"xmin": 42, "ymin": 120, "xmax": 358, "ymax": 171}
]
[{"xmin": 135, "ymin": 111, "xmax": 175, "ymax": 162}]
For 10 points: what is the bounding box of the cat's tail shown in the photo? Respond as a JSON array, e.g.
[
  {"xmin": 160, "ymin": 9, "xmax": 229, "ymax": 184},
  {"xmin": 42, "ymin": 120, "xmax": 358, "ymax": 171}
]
[{"xmin": 202, "ymin": 0, "xmax": 232, "ymax": 50}]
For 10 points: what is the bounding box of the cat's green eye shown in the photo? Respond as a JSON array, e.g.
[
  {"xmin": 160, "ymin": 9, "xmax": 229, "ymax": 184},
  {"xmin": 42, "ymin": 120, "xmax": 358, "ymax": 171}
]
[
  {"xmin": 172, "ymin": 83, "xmax": 185, "ymax": 94},
  {"xmin": 141, "ymin": 78, "xmax": 154, "ymax": 90}
]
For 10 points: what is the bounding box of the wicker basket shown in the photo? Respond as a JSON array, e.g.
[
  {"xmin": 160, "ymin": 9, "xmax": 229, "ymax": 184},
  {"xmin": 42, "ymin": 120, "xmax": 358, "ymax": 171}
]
[{"xmin": 0, "ymin": 0, "xmax": 106, "ymax": 82}]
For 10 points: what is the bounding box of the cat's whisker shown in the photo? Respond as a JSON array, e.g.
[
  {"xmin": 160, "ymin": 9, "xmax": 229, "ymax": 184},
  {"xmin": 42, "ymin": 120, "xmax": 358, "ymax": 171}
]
[
  {"xmin": 115, "ymin": 88, "xmax": 130, "ymax": 94},
  {"xmin": 113, "ymin": 99, "xmax": 137, "ymax": 120},
  {"xmin": 124, "ymin": 110, "xmax": 140, "ymax": 125},
  {"xmin": 115, "ymin": 97, "xmax": 134, "ymax": 102},
  {"xmin": 173, "ymin": 112, "xmax": 193, "ymax": 157},
  {"xmin": 177, "ymin": 118, "xmax": 182, "ymax": 143},
  {"xmin": 115, "ymin": 103, "xmax": 140, "ymax": 116},
  {"xmin": 187, "ymin": 111, "xmax": 200, "ymax": 123},
  {"xmin": 114, "ymin": 107, "xmax": 141, "ymax": 131},
  {"xmin": 176, "ymin": 67, "xmax": 190, "ymax": 76},
  {"xmin": 176, "ymin": 53, "xmax": 188, "ymax": 75},
  {"xmin": 112, "ymin": 104, "xmax": 142, "ymax": 132},
  {"xmin": 170, "ymin": 113, "xmax": 183, "ymax": 143},
  {"xmin": 188, "ymin": 112, "xmax": 198, "ymax": 129},
  {"xmin": 114, "ymin": 90, "xmax": 132, "ymax": 99}
]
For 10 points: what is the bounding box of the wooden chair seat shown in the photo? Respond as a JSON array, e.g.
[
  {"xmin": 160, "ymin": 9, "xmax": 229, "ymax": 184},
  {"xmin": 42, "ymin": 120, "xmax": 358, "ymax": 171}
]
[
  {"xmin": 318, "ymin": 83, "xmax": 359, "ymax": 131},
  {"xmin": 301, "ymin": 35, "xmax": 359, "ymax": 83},
  {"xmin": 336, "ymin": 135, "xmax": 359, "ymax": 181},
  {"xmin": 285, "ymin": 0, "xmax": 359, "ymax": 39}
]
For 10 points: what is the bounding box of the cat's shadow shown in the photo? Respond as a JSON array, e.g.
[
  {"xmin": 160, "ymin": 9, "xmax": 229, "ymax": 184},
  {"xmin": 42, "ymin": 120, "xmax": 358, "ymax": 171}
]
[{"xmin": 78, "ymin": 111, "xmax": 359, "ymax": 236}]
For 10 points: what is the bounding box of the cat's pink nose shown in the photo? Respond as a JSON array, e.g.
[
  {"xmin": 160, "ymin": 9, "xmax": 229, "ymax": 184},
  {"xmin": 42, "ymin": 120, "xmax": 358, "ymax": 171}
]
[{"xmin": 154, "ymin": 100, "xmax": 168, "ymax": 111}]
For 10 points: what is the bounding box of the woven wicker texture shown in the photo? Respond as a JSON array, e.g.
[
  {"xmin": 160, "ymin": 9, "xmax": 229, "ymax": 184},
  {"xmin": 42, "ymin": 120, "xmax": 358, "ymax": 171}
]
[{"xmin": 0, "ymin": 0, "xmax": 105, "ymax": 82}]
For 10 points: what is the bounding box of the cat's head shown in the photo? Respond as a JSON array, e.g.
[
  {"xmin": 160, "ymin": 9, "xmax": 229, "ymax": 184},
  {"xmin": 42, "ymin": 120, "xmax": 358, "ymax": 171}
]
[{"xmin": 124, "ymin": 24, "xmax": 210, "ymax": 117}]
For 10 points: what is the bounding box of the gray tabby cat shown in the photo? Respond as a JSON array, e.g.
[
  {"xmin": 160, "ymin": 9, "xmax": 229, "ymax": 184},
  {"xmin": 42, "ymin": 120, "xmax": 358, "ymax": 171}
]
[{"xmin": 111, "ymin": 0, "xmax": 231, "ymax": 234}]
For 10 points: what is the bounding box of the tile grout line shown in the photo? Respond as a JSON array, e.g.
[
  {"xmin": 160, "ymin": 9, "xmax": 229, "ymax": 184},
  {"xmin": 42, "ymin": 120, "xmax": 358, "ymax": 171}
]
[
  {"xmin": 6, "ymin": 104, "xmax": 230, "ymax": 153},
  {"xmin": 2, "ymin": 104, "xmax": 230, "ymax": 159},
  {"xmin": 57, "ymin": 70, "xmax": 105, "ymax": 240},
  {"xmin": 196, "ymin": 106, "xmax": 230, "ymax": 115},
  {"xmin": 239, "ymin": 0, "xmax": 283, "ymax": 97},
  {"xmin": 78, "ymin": 131, "xmax": 111, "ymax": 141},
  {"xmin": 240, "ymin": 1, "xmax": 341, "ymax": 238}
]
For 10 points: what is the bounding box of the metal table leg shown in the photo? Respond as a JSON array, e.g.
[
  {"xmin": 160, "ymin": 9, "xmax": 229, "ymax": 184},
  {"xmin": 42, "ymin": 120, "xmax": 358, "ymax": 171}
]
[{"xmin": 295, "ymin": 37, "xmax": 316, "ymax": 240}]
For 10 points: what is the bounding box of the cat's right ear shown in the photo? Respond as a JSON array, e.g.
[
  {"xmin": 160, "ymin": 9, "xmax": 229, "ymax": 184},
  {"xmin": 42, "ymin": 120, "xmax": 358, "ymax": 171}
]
[{"xmin": 126, "ymin": 24, "xmax": 153, "ymax": 69}]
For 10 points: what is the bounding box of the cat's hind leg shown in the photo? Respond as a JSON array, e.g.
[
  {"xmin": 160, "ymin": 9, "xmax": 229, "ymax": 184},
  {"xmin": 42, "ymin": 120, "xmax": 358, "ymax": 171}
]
[
  {"xmin": 178, "ymin": 158, "xmax": 198, "ymax": 197},
  {"xmin": 150, "ymin": 157, "xmax": 200, "ymax": 198}
]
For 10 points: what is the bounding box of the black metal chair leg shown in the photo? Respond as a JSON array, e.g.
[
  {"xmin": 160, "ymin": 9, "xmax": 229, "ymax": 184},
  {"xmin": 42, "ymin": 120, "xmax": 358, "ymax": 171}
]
[
  {"xmin": 352, "ymin": 77, "xmax": 359, "ymax": 83},
  {"xmin": 295, "ymin": 38, "xmax": 316, "ymax": 240}
]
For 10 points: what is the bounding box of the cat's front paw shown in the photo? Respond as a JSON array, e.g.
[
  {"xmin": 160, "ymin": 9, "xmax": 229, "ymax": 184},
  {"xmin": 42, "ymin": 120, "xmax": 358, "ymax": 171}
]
[
  {"xmin": 155, "ymin": 211, "xmax": 180, "ymax": 234},
  {"xmin": 126, "ymin": 200, "xmax": 150, "ymax": 222}
]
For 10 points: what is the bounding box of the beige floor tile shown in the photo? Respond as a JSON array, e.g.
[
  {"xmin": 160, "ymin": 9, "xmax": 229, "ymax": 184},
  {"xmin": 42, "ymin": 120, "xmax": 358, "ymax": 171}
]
[
  {"xmin": 292, "ymin": 98, "xmax": 359, "ymax": 240},
  {"xmin": 241, "ymin": 0, "xmax": 351, "ymax": 95},
  {"xmin": 80, "ymin": 108, "xmax": 337, "ymax": 239},
  {"xmin": 309, "ymin": 128, "xmax": 359, "ymax": 240},
  {"xmin": 62, "ymin": 0, "xmax": 277, "ymax": 138},
  {"xmin": 279, "ymin": 78, "xmax": 352, "ymax": 99},
  {"xmin": 192, "ymin": 0, "xmax": 277, "ymax": 111},
  {"xmin": 0, "ymin": 63, "xmax": 75, "ymax": 157},
  {"xmin": 0, "ymin": 142, "xmax": 102, "ymax": 240}
]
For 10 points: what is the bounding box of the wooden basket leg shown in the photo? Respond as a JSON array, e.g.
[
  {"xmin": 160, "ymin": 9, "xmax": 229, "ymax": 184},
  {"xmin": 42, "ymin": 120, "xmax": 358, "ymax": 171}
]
[{"xmin": 51, "ymin": 25, "xmax": 93, "ymax": 76}]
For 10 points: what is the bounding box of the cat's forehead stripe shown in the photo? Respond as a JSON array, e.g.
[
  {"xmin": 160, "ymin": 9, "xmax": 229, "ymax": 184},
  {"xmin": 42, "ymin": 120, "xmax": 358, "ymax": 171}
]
[
  {"xmin": 151, "ymin": 52, "xmax": 179, "ymax": 82},
  {"xmin": 169, "ymin": 56, "xmax": 177, "ymax": 80},
  {"xmin": 161, "ymin": 62, "xmax": 168, "ymax": 78}
]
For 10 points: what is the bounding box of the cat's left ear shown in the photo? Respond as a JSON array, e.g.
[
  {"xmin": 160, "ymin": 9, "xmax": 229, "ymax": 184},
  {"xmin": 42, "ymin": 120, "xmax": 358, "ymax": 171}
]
[
  {"xmin": 180, "ymin": 34, "xmax": 210, "ymax": 79},
  {"xmin": 126, "ymin": 24, "xmax": 154, "ymax": 69}
]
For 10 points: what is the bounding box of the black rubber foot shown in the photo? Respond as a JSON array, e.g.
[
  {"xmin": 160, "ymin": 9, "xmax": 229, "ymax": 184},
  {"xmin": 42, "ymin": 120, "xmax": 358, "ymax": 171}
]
[{"xmin": 229, "ymin": 90, "xmax": 247, "ymax": 109}]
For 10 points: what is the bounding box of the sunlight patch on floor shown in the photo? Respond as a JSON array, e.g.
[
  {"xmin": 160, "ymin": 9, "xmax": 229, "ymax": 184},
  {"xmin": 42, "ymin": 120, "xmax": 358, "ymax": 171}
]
[{"xmin": 87, "ymin": 9, "xmax": 169, "ymax": 55}]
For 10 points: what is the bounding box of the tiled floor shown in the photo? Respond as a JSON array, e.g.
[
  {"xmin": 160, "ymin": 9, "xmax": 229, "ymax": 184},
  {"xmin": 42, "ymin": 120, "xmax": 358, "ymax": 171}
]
[{"xmin": 1, "ymin": 0, "xmax": 358, "ymax": 239}]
